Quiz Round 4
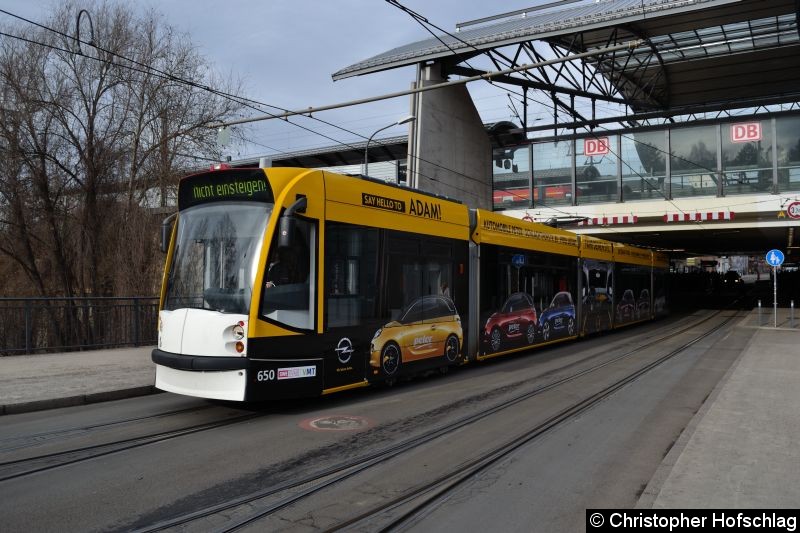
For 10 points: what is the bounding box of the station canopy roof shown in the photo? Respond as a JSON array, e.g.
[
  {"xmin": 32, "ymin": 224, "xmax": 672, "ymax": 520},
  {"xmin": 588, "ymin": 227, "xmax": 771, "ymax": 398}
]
[{"xmin": 333, "ymin": 0, "xmax": 800, "ymax": 116}]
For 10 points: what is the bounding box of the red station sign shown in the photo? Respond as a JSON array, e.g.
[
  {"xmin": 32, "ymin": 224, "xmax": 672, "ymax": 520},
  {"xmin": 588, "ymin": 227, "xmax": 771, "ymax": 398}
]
[
  {"xmin": 730, "ymin": 122, "xmax": 762, "ymax": 143},
  {"xmin": 584, "ymin": 137, "xmax": 610, "ymax": 156}
]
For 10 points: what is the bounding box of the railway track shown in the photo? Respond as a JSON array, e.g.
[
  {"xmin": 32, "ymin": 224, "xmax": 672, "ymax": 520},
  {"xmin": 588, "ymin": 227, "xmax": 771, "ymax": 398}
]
[
  {"xmin": 132, "ymin": 309, "xmax": 743, "ymax": 532},
  {"xmin": 0, "ymin": 411, "xmax": 261, "ymax": 483},
  {"xmin": 0, "ymin": 404, "xmax": 217, "ymax": 454},
  {"xmin": 343, "ymin": 310, "xmax": 746, "ymax": 532},
  {"xmin": 0, "ymin": 312, "xmax": 705, "ymax": 488}
]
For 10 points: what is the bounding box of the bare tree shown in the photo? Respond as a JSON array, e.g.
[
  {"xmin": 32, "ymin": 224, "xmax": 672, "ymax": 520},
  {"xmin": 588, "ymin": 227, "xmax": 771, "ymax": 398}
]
[{"xmin": 0, "ymin": 1, "xmax": 244, "ymax": 300}]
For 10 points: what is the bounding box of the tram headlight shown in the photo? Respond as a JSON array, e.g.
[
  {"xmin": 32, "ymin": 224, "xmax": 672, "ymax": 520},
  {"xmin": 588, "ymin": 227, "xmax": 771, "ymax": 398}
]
[{"xmin": 233, "ymin": 323, "xmax": 245, "ymax": 340}]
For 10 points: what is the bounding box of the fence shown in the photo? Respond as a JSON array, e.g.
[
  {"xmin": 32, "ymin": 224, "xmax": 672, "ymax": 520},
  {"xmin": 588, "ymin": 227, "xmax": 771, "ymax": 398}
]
[{"xmin": 0, "ymin": 297, "xmax": 159, "ymax": 355}]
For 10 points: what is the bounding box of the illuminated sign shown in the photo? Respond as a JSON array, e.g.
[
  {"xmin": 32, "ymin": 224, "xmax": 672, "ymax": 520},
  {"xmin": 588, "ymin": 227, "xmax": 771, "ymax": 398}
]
[
  {"xmin": 731, "ymin": 122, "xmax": 762, "ymax": 143},
  {"xmin": 191, "ymin": 180, "xmax": 267, "ymax": 201},
  {"xmin": 584, "ymin": 137, "xmax": 610, "ymax": 156},
  {"xmin": 178, "ymin": 169, "xmax": 273, "ymax": 210}
]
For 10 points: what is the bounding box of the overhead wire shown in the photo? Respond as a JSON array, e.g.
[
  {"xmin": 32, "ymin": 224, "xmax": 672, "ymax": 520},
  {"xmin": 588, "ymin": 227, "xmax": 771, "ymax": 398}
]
[
  {"xmin": 385, "ymin": 0, "xmax": 581, "ymax": 215},
  {"xmin": 0, "ymin": 10, "xmax": 378, "ymax": 161},
  {"xmin": 383, "ymin": 0, "xmax": 706, "ymax": 222},
  {"xmin": 384, "ymin": 0, "xmax": 687, "ymax": 224},
  {"xmin": 383, "ymin": 0, "xmax": 748, "ymax": 223},
  {"xmin": 0, "ymin": 11, "xmax": 493, "ymax": 205},
  {"xmin": 3, "ymin": 6, "xmax": 778, "ymax": 218}
]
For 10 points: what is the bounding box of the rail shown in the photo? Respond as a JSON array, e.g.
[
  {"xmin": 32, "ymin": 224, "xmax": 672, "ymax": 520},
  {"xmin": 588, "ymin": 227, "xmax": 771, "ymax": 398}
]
[{"xmin": 0, "ymin": 297, "xmax": 158, "ymax": 355}]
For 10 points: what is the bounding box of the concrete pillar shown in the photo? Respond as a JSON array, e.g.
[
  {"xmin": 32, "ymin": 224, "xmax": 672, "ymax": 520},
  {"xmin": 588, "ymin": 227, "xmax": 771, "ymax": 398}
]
[{"xmin": 408, "ymin": 63, "xmax": 492, "ymax": 209}]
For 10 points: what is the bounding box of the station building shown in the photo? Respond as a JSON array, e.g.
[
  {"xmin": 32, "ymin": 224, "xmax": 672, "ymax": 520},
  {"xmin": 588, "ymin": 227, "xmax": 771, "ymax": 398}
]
[{"xmin": 237, "ymin": 0, "xmax": 800, "ymax": 264}]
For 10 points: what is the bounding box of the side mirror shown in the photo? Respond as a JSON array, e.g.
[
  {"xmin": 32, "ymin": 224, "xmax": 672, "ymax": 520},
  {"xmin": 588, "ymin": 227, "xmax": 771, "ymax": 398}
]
[
  {"xmin": 278, "ymin": 195, "xmax": 307, "ymax": 248},
  {"xmin": 160, "ymin": 213, "xmax": 177, "ymax": 253}
]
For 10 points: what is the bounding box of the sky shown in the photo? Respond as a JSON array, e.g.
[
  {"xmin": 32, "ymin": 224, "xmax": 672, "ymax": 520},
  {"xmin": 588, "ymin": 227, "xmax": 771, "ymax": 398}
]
[{"xmin": 0, "ymin": 0, "xmax": 555, "ymax": 160}]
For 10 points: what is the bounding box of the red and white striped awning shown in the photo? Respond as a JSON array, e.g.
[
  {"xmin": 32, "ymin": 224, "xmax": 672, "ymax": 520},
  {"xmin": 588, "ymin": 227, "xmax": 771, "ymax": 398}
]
[
  {"xmin": 663, "ymin": 211, "xmax": 735, "ymax": 222},
  {"xmin": 579, "ymin": 215, "xmax": 638, "ymax": 226}
]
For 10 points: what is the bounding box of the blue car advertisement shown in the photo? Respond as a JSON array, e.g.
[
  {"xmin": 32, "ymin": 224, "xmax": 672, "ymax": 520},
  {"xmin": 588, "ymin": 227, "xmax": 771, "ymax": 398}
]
[{"xmin": 479, "ymin": 245, "xmax": 578, "ymax": 357}]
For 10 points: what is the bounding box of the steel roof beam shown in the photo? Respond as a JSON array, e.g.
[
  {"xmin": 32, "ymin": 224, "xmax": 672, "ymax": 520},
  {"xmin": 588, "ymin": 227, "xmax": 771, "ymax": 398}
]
[
  {"xmin": 446, "ymin": 64, "xmax": 629, "ymax": 105},
  {"xmin": 515, "ymin": 96, "xmax": 800, "ymax": 134}
]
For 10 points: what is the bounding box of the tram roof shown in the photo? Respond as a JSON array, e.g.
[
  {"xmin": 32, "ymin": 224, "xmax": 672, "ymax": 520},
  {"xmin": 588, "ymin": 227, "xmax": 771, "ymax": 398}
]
[{"xmin": 333, "ymin": 0, "xmax": 800, "ymax": 111}]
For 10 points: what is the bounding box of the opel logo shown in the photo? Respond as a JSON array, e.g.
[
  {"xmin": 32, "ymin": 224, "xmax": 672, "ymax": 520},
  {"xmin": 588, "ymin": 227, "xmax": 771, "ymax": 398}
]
[{"xmin": 335, "ymin": 337, "xmax": 354, "ymax": 364}]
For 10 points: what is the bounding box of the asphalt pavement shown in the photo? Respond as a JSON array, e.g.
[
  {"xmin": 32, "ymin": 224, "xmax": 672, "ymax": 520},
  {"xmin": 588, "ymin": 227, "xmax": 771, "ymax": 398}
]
[{"xmin": 1, "ymin": 308, "xmax": 798, "ymax": 508}]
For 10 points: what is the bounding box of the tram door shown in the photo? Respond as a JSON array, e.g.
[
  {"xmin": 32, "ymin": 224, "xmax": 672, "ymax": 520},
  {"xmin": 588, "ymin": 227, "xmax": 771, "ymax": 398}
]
[
  {"xmin": 531, "ymin": 271, "xmax": 557, "ymax": 316},
  {"xmin": 581, "ymin": 260, "xmax": 613, "ymax": 334},
  {"xmin": 384, "ymin": 234, "xmax": 459, "ymax": 363}
]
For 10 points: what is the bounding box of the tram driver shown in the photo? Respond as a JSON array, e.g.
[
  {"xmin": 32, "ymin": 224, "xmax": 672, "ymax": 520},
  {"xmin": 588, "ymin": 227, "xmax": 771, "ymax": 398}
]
[{"xmin": 265, "ymin": 246, "xmax": 301, "ymax": 288}]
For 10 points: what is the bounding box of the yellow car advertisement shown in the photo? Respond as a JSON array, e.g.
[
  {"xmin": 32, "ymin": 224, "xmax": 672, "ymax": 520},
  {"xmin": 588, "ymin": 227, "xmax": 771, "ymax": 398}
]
[{"xmin": 370, "ymin": 295, "xmax": 463, "ymax": 377}]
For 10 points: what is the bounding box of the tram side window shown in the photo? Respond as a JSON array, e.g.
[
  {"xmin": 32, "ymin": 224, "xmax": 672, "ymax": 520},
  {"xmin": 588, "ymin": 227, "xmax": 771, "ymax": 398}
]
[
  {"xmin": 480, "ymin": 245, "xmax": 576, "ymax": 320},
  {"xmin": 386, "ymin": 259, "xmax": 454, "ymax": 321},
  {"xmin": 385, "ymin": 235, "xmax": 454, "ymax": 321},
  {"xmin": 325, "ymin": 223, "xmax": 379, "ymax": 327},
  {"xmin": 261, "ymin": 217, "xmax": 316, "ymax": 330}
]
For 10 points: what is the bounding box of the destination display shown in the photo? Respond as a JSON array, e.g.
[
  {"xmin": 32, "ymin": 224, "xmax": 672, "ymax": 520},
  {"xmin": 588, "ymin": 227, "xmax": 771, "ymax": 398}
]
[{"xmin": 178, "ymin": 169, "xmax": 274, "ymax": 210}]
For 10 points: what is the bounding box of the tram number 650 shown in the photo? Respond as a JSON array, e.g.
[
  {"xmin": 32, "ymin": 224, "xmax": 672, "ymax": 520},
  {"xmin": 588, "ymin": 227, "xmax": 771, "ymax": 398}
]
[{"xmin": 257, "ymin": 370, "xmax": 275, "ymax": 382}]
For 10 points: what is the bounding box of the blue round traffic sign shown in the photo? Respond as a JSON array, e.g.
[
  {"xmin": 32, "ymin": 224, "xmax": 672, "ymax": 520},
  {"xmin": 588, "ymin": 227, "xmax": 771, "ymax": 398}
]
[{"xmin": 766, "ymin": 249, "xmax": 784, "ymax": 267}]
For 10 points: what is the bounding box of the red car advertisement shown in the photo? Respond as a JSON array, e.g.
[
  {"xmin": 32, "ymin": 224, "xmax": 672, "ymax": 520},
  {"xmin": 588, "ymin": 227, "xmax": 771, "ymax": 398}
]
[{"xmin": 483, "ymin": 292, "xmax": 538, "ymax": 353}]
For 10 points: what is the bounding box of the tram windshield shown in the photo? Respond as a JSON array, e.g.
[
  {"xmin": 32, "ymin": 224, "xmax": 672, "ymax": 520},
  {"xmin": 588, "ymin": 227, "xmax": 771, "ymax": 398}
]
[{"xmin": 164, "ymin": 202, "xmax": 272, "ymax": 314}]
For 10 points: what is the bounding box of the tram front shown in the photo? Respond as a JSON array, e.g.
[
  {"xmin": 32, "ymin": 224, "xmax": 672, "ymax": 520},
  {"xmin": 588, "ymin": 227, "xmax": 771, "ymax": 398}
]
[{"xmin": 152, "ymin": 167, "xmax": 320, "ymax": 401}]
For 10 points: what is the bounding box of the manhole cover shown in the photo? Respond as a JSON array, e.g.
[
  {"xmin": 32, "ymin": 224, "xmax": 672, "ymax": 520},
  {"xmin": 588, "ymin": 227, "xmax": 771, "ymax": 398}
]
[{"xmin": 299, "ymin": 415, "xmax": 373, "ymax": 432}]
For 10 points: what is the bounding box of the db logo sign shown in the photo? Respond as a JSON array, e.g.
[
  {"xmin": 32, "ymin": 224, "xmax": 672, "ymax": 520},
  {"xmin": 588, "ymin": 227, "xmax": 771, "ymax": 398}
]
[
  {"xmin": 787, "ymin": 201, "xmax": 800, "ymax": 220},
  {"xmin": 584, "ymin": 137, "xmax": 610, "ymax": 156},
  {"xmin": 731, "ymin": 122, "xmax": 762, "ymax": 143}
]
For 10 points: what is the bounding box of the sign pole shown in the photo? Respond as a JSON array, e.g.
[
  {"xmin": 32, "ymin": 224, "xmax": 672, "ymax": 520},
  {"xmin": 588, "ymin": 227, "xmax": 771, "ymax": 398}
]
[
  {"xmin": 766, "ymin": 249, "xmax": 785, "ymax": 328},
  {"xmin": 774, "ymin": 266, "xmax": 778, "ymax": 328}
]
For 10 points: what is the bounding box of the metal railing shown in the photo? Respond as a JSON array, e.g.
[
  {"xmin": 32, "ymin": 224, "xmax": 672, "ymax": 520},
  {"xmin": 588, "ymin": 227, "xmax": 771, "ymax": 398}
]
[{"xmin": 0, "ymin": 297, "xmax": 159, "ymax": 355}]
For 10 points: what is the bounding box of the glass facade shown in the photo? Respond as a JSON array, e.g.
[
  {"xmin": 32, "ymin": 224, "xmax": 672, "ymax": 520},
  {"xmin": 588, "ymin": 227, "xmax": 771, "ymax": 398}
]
[
  {"xmin": 621, "ymin": 131, "xmax": 667, "ymax": 201},
  {"xmin": 776, "ymin": 115, "xmax": 800, "ymax": 192},
  {"xmin": 576, "ymin": 135, "xmax": 617, "ymax": 204},
  {"xmin": 490, "ymin": 113, "xmax": 800, "ymax": 208},
  {"xmin": 533, "ymin": 140, "xmax": 573, "ymax": 207},
  {"xmin": 670, "ymin": 125, "xmax": 718, "ymax": 198},
  {"xmin": 721, "ymin": 120, "xmax": 772, "ymax": 195},
  {"xmin": 492, "ymin": 146, "xmax": 530, "ymax": 210}
]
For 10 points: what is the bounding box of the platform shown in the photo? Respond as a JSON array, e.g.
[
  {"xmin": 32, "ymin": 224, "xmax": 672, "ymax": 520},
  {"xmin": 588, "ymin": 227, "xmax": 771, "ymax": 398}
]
[
  {"xmin": 638, "ymin": 307, "xmax": 800, "ymax": 508},
  {"xmin": 0, "ymin": 346, "xmax": 156, "ymax": 415}
]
